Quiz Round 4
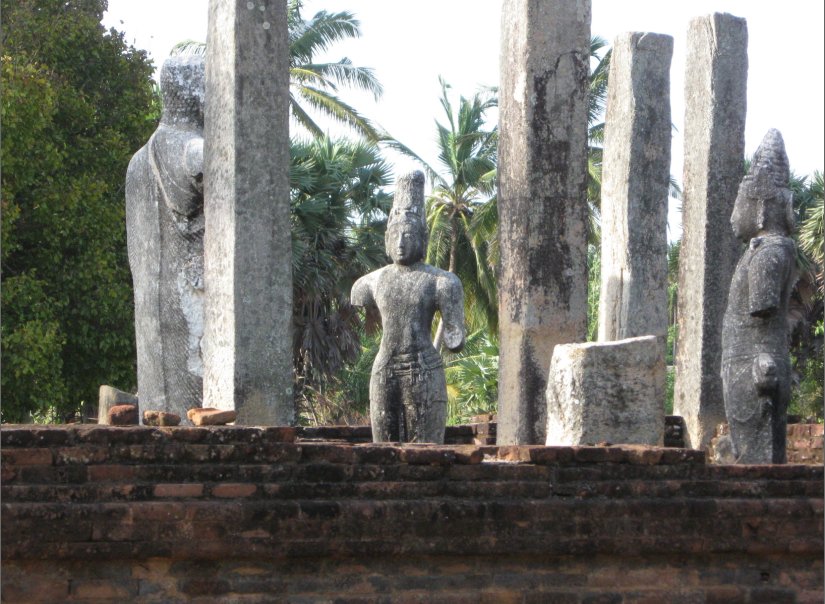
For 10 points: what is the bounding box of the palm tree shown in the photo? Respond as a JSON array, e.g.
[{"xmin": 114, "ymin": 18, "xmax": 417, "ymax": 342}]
[
  {"xmin": 425, "ymin": 78, "xmax": 499, "ymax": 347},
  {"xmin": 586, "ymin": 36, "xmax": 611, "ymax": 244},
  {"xmin": 171, "ymin": 0, "xmax": 384, "ymax": 141},
  {"xmin": 287, "ymin": 0, "xmax": 383, "ymax": 140},
  {"xmin": 290, "ymin": 135, "xmax": 392, "ymax": 420}
]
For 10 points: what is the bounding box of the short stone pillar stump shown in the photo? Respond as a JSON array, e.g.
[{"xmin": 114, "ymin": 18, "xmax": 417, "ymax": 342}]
[{"xmin": 546, "ymin": 336, "xmax": 664, "ymax": 446}]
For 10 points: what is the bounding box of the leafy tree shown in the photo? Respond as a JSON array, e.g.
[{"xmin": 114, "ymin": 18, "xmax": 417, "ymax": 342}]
[
  {"xmin": 289, "ymin": 135, "xmax": 392, "ymax": 422},
  {"xmin": 1, "ymin": 0, "xmax": 158, "ymax": 422}
]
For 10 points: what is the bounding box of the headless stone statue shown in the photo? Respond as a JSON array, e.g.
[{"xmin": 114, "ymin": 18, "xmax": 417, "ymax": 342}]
[
  {"xmin": 351, "ymin": 171, "xmax": 465, "ymax": 444},
  {"xmin": 721, "ymin": 129, "xmax": 798, "ymax": 464},
  {"xmin": 125, "ymin": 56, "xmax": 205, "ymax": 421}
]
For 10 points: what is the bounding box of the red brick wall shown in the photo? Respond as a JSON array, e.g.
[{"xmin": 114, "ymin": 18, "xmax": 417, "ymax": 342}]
[
  {"xmin": 787, "ymin": 423, "xmax": 825, "ymax": 464},
  {"xmin": 2, "ymin": 425, "xmax": 823, "ymax": 603}
]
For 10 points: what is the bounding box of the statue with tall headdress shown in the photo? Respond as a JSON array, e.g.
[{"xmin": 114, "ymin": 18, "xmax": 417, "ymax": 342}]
[
  {"xmin": 125, "ymin": 56, "xmax": 206, "ymax": 421},
  {"xmin": 721, "ymin": 129, "xmax": 798, "ymax": 463},
  {"xmin": 351, "ymin": 171, "xmax": 466, "ymax": 443}
]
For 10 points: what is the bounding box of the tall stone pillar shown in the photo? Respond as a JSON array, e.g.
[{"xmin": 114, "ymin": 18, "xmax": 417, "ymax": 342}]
[
  {"xmin": 203, "ymin": 0, "xmax": 293, "ymax": 425},
  {"xmin": 497, "ymin": 0, "xmax": 591, "ymax": 445},
  {"xmin": 598, "ymin": 32, "xmax": 672, "ymax": 347},
  {"xmin": 674, "ymin": 13, "xmax": 747, "ymax": 450}
]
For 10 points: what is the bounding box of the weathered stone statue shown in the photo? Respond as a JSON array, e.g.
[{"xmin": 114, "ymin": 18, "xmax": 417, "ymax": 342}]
[
  {"xmin": 126, "ymin": 56, "xmax": 205, "ymax": 421},
  {"xmin": 721, "ymin": 129, "xmax": 797, "ymax": 464},
  {"xmin": 351, "ymin": 171, "xmax": 465, "ymax": 443}
]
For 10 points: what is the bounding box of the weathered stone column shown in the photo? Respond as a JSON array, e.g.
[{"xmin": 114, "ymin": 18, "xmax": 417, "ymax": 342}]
[
  {"xmin": 497, "ymin": 0, "xmax": 591, "ymax": 445},
  {"xmin": 203, "ymin": 0, "xmax": 293, "ymax": 425},
  {"xmin": 598, "ymin": 32, "xmax": 672, "ymax": 347},
  {"xmin": 674, "ymin": 13, "xmax": 747, "ymax": 450}
]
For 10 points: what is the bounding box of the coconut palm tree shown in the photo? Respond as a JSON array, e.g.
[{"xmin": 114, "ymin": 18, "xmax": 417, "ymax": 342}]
[
  {"xmin": 287, "ymin": 0, "xmax": 383, "ymax": 140},
  {"xmin": 171, "ymin": 0, "xmax": 384, "ymax": 141},
  {"xmin": 425, "ymin": 78, "xmax": 499, "ymax": 347}
]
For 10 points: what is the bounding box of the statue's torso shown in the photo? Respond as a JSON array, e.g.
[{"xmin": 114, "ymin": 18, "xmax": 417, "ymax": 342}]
[
  {"xmin": 721, "ymin": 234, "xmax": 797, "ymax": 362},
  {"xmin": 371, "ymin": 263, "xmax": 441, "ymax": 364}
]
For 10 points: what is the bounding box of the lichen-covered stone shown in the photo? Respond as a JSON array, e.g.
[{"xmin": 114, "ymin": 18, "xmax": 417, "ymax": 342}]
[
  {"xmin": 125, "ymin": 56, "xmax": 205, "ymax": 421},
  {"xmin": 203, "ymin": 0, "xmax": 292, "ymax": 425},
  {"xmin": 598, "ymin": 32, "xmax": 672, "ymax": 345},
  {"xmin": 351, "ymin": 172, "xmax": 465, "ymax": 444},
  {"xmin": 97, "ymin": 386, "xmax": 138, "ymax": 426},
  {"xmin": 497, "ymin": 0, "xmax": 591, "ymax": 445},
  {"xmin": 721, "ymin": 129, "xmax": 797, "ymax": 464},
  {"xmin": 545, "ymin": 336, "xmax": 665, "ymax": 446},
  {"xmin": 674, "ymin": 13, "xmax": 748, "ymax": 450}
]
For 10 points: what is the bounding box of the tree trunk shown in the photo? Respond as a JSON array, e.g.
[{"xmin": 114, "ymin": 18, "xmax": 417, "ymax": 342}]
[{"xmin": 433, "ymin": 215, "xmax": 458, "ymax": 351}]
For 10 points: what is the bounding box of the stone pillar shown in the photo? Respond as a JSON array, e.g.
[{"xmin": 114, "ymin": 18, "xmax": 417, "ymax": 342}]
[
  {"xmin": 598, "ymin": 32, "xmax": 672, "ymax": 347},
  {"xmin": 203, "ymin": 0, "xmax": 293, "ymax": 425},
  {"xmin": 546, "ymin": 336, "xmax": 665, "ymax": 446},
  {"xmin": 497, "ymin": 0, "xmax": 591, "ymax": 445},
  {"xmin": 674, "ymin": 13, "xmax": 747, "ymax": 450}
]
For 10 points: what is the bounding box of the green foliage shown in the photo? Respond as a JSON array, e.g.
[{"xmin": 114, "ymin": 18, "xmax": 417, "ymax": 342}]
[
  {"xmin": 788, "ymin": 170, "xmax": 824, "ymax": 421},
  {"xmin": 1, "ymin": 0, "xmax": 158, "ymax": 422},
  {"xmin": 790, "ymin": 347, "xmax": 824, "ymax": 421},
  {"xmin": 664, "ymin": 366, "xmax": 675, "ymax": 415},
  {"xmin": 797, "ymin": 171, "xmax": 824, "ymax": 291},
  {"xmin": 444, "ymin": 331, "xmax": 499, "ymax": 425},
  {"xmin": 426, "ymin": 78, "xmax": 499, "ymax": 338},
  {"xmin": 289, "ymin": 0, "xmax": 385, "ymax": 140},
  {"xmin": 586, "ymin": 244, "xmax": 601, "ymax": 342},
  {"xmin": 290, "ymin": 136, "xmax": 392, "ymax": 420}
]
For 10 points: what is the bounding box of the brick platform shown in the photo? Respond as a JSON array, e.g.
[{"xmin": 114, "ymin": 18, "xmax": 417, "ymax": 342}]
[{"xmin": 2, "ymin": 425, "xmax": 823, "ymax": 602}]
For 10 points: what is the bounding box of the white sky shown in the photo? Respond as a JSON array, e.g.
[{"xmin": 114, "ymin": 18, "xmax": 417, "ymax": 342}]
[{"xmin": 104, "ymin": 0, "xmax": 825, "ymax": 238}]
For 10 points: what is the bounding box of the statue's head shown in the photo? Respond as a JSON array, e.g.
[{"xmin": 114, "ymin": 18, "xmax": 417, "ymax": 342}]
[
  {"xmin": 386, "ymin": 171, "xmax": 428, "ymax": 265},
  {"xmin": 731, "ymin": 129, "xmax": 795, "ymax": 241},
  {"xmin": 160, "ymin": 55, "xmax": 205, "ymax": 127}
]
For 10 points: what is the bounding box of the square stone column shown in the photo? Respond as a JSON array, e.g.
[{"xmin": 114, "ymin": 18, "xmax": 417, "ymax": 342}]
[
  {"xmin": 598, "ymin": 32, "xmax": 673, "ymax": 347},
  {"xmin": 203, "ymin": 0, "xmax": 293, "ymax": 425},
  {"xmin": 674, "ymin": 13, "xmax": 747, "ymax": 449},
  {"xmin": 497, "ymin": 0, "xmax": 591, "ymax": 445}
]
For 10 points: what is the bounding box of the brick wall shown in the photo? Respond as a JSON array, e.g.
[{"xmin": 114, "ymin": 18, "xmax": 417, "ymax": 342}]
[
  {"xmin": 787, "ymin": 423, "xmax": 825, "ymax": 464},
  {"xmin": 2, "ymin": 425, "xmax": 823, "ymax": 603}
]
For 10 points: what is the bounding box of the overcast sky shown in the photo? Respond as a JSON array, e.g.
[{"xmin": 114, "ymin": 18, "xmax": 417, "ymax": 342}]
[{"xmin": 104, "ymin": 0, "xmax": 825, "ymax": 237}]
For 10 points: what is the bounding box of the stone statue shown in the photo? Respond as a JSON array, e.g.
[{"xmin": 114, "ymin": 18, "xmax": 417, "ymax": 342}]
[
  {"xmin": 351, "ymin": 171, "xmax": 465, "ymax": 443},
  {"xmin": 721, "ymin": 129, "xmax": 798, "ymax": 463},
  {"xmin": 125, "ymin": 56, "xmax": 205, "ymax": 421}
]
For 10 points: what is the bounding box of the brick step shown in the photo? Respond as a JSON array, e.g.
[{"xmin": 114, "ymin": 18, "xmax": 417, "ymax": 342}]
[
  {"xmin": 4, "ymin": 497, "xmax": 822, "ymax": 561},
  {"xmin": 3, "ymin": 475, "xmax": 822, "ymax": 505}
]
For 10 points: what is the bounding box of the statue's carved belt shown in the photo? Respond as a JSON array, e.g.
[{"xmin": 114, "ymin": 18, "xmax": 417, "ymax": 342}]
[{"xmin": 383, "ymin": 349, "xmax": 443, "ymax": 378}]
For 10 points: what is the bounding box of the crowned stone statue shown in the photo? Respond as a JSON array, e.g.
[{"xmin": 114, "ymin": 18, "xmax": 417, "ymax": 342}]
[
  {"xmin": 351, "ymin": 171, "xmax": 466, "ymax": 443},
  {"xmin": 125, "ymin": 56, "xmax": 205, "ymax": 421},
  {"xmin": 721, "ymin": 129, "xmax": 798, "ymax": 463}
]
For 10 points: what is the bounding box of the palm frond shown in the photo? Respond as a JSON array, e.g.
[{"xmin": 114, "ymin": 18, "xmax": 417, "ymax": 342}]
[
  {"xmin": 296, "ymin": 85, "xmax": 382, "ymax": 141},
  {"xmin": 169, "ymin": 40, "xmax": 206, "ymax": 57}
]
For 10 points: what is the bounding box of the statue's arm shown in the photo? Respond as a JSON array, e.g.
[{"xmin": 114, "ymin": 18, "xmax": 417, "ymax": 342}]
[
  {"xmin": 748, "ymin": 242, "xmax": 795, "ymax": 395},
  {"xmin": 351, "ymin": 271, "xmax": 377, "ymax": 309},
  {"xmin": 437, "ymin": 272, "xmax": 466, "ymax": 353},
  {"xmin": 748, "ymin": 243, "xmax": 792, "ymax": 318}
]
